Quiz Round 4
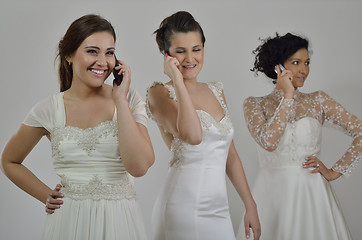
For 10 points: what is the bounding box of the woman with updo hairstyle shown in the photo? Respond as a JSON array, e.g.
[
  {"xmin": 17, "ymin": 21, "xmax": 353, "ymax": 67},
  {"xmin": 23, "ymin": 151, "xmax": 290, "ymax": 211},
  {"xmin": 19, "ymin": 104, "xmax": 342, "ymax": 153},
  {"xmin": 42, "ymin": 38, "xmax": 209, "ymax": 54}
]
[
  {"xmin": 236, "ymin": 33, "xmax": 361, "ymax": 240},
  {"xmin": 147, "ymin": 11, "xmax": 260, "ymax": 240},
  {"xmin": 1, "ymin": 14, "xmax": 154, "ymax": 239}
]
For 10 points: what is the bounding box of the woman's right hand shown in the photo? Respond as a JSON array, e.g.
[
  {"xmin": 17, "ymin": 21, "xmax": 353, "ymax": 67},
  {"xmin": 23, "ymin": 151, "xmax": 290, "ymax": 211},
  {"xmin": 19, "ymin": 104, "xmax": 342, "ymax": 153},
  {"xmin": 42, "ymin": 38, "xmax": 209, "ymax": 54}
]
[
  {"xmin": 275, "ymin": 65, "xmax": 295, "ymax": 99},
  {"xmin": 163, "ymin": 53, "xmax": 183, "ymax": 82},
  {"xmin": 45, "ymin": 184, "xmax": 64, "ymax": 214}
]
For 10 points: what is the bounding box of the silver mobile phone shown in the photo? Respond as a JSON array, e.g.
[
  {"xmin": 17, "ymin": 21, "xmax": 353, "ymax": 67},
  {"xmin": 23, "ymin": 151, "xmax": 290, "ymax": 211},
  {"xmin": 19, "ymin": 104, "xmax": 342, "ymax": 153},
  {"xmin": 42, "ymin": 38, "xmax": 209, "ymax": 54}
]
[{"xmin": 274, "ymin": 64, "xmax": 285, "ymax": 74}]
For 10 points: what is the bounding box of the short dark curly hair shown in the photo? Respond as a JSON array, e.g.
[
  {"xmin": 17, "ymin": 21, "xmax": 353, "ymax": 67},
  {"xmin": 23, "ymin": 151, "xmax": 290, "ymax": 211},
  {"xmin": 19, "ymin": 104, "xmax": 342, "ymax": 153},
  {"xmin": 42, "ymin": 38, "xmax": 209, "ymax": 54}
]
[
  {"xmin": 153, "ymin": 11, "xmax": 206, "ymax": 54},
  {"xmin": 251, "ymin": 33, "xmax": 309, "ymax": 83}
]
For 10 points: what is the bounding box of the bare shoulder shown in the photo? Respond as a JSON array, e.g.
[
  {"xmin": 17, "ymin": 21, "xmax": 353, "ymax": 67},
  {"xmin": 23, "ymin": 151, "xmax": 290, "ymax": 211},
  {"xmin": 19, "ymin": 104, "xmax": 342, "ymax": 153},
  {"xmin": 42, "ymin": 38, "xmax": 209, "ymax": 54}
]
[{"xmin": 147, "ymin": 82, "xmax": 174, "ymax": 104}]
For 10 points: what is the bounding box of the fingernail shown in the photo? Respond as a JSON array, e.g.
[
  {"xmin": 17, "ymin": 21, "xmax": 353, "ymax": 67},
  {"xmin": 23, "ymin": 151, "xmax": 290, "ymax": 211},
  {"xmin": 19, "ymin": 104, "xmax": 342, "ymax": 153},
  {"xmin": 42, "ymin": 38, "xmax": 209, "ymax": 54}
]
[
  {"xmin": 246, "ymin": 235, "xmax": 250, "ymax": 239},
  {"xmin": 60, "ymin": 194, "xmax": 64, "ymax": 197}
]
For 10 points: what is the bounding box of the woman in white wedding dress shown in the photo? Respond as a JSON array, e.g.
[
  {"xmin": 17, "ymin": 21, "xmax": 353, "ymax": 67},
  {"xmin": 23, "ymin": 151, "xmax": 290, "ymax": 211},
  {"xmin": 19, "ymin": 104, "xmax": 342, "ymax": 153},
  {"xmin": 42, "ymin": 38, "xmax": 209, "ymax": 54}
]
[
  {"xmin": 147, "ymin": 11, "xmax": 260, "ymax": 240},
  {"xmin": 236, "ymin": 33, "xmax": 361, "ymax": 240},
  {"xmin": 1, "ymin": 14, "xmax": 154, "ymax": 240}
]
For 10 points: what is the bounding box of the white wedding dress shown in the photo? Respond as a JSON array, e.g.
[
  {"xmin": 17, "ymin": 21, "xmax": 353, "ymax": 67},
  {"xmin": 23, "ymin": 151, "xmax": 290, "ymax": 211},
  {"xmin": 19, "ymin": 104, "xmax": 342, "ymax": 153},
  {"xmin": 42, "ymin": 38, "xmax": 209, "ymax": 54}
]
[
  {"xmin": 237, "ymin": 89, "xmax": 361, "ymax": 240},
  {"xmin": 147, "ymin": 82, "xmax": 236, "ymax": 240},
  {"xmin": 23, "ymin": 88, "xmax": 148, "ymax": 240}
]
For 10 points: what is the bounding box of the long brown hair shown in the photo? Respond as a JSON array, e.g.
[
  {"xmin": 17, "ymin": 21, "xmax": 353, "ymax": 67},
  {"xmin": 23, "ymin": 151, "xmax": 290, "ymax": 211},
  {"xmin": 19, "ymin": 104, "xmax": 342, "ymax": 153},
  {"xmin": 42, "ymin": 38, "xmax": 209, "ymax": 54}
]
[{"xmin": 56, "ymin": 14, "xmax": 116, "ymax": 92}]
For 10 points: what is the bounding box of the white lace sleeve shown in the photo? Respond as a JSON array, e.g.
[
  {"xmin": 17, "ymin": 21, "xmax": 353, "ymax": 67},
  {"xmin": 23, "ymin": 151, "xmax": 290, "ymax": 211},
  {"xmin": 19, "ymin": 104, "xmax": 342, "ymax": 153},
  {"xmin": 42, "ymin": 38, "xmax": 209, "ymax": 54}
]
[
  {"xmin": 22, "ymin": 94, "xmax": 57, "ymax": 133},
  {"xmin": 127, "ymin": 88, "xmax": 148, "ymax": 127},
  {"xmin": 243, "ymin": 96, "xmax": 294, "ymax": 151},
  {"xmin": 318, "ymin": 91, "xmax": 362, "ymax": 176}
]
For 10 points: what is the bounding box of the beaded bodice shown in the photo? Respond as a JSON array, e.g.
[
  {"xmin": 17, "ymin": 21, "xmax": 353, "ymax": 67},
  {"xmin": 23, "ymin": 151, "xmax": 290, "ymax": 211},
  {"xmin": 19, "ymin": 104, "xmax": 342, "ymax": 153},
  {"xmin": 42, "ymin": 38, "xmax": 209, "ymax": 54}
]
[
  {"xmin": 49, "ymin": 105, "xmax": 135, "ymax": 200},
  {"xmin": 50, "ymin": 121, "xmax": 128, "ymax": 181},
  {"xmin": 146, "ymin": 82, "xmax": 234, "ymax": 167},
  {"xmin": 243, "ymin": 89, "xmax": 361, "ymax": 175}
]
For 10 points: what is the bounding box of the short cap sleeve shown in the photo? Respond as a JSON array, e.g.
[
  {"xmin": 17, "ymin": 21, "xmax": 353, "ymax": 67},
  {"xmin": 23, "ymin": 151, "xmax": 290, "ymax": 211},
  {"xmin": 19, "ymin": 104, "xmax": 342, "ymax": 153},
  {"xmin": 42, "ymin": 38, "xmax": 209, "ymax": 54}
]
[
  {"xmin": 23, "ymin": 94, "xmax": 58, "ymax": 133},
  {"xmin": 127, "ymin": 88, "xmax": 148, "ymax": 127}
]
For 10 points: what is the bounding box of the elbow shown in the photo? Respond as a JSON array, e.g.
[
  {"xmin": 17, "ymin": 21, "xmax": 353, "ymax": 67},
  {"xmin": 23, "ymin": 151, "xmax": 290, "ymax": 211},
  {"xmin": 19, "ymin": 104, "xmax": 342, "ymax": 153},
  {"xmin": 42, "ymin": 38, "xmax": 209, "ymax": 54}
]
[
  {"xmin": 127, "ymin": 154, "xmax": 155, "ymax": 178},
  {"xmin": 259, "ymin": 142, "xmax": 278, "ymax": 152},
  {"xmin": 128, "ymin": 161, "xmax": 152, "ymax": 177},
  {"xmin": 265, "ymin": 145, "xmax": 278, "ymax": 152},
  {"xmin": 178, "ymin": 132, "xmax": 202, "ymax": 145},
  {"xmin": 187, "ymin": 135, "xmax": 202, "ymax": 145},
  {"xmin": 258, "ymin": 139, "xmax": 279, "ymax": 152},
  {"xmin": 128, "ymin": 167, "xmax": 148, "ymax": 178},
  {"xmin": 1, "ymin": 153, "xmax": 9, "ymax": 175}
]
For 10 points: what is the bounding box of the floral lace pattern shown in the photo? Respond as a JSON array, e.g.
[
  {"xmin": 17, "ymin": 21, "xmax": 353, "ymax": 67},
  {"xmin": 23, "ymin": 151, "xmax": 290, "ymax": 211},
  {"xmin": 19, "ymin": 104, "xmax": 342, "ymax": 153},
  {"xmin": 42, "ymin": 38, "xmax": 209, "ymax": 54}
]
[
  {"xmin": 170, "ymin": 138, "xmax": 186, "ymax": 167},
  {"xmin": 60, "ymin": 174, "xmax": 136, "ymax": 200},
  {"xmin": 244, "ymin": 89, "xmax": 361, "ymax": 175},
  {"xmin": 51, "ymin": 121, "xmax": 118, "ymax": 158},
  {"xmin": 197, "ymin": 111, "xmax": 232, "ymax": 139}
]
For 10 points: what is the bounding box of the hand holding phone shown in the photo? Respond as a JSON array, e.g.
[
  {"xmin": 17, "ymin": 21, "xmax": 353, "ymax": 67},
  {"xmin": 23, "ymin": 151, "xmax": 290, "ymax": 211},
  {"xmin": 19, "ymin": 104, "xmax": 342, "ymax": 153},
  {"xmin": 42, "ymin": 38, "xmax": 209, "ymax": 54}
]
[
  {"xmin": 162, "ymin": 50, "xmax": 183, "ymax": 81},
  {"xmin": 163, "ymin": 50, "xmax": 170, "ymax": 57},
  {"xmin": 275, "ymin": 63, "xmax": 295, "ymax": 98},
  {"xmin": 113, "ymin": 55, "xmax": 123, "ymax": 86},
  {"xmin": 274, "ymin": 64, "xmax": 285, "ymax": 74}
]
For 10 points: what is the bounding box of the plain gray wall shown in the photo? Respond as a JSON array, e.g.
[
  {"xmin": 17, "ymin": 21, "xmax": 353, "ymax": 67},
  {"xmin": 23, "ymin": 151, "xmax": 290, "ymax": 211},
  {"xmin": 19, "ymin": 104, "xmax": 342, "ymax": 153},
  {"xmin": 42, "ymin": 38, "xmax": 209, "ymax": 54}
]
[{"xmin": 1, "ymin": 1, "xmax": 361, "ymax": 239}]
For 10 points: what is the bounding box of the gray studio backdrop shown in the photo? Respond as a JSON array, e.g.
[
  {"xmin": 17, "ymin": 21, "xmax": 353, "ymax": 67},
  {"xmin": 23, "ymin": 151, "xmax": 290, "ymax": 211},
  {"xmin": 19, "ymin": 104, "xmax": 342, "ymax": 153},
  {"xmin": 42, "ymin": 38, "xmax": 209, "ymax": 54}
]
[{"xmin": 1, "ymin": 0, "xmax": 361, "ymax": 239}]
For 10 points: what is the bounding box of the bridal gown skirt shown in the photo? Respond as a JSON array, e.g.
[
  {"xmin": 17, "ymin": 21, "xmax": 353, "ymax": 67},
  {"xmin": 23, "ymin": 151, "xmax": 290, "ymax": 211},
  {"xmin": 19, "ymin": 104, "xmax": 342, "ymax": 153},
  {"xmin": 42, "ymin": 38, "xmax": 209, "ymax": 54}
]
[
  {"xmin": 42, "ymin": 197, "xmax": 147, "ymax": 240},
  {"xmin": 237, "ymin": 166, "xmax": 352, "ymax": 240},
  {"xmin": 152, "ymin": 166, "xmax": 235, "ymax": 240}
]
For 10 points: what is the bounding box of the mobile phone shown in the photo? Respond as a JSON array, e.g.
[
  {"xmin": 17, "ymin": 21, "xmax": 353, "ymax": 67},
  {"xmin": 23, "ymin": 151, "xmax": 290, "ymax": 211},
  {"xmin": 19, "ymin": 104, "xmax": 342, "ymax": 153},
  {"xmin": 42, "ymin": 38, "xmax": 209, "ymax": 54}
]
[
  {"xmin": 113, "ymin": 55, "xmax": 123, "ymax": 86},
  {"xmin": 274, "ymin": 64, "xmax": 285, "ymax": 74},
  {"xmin": 163, "ymin": 50, "xmax": 170, "ymax": 57}
]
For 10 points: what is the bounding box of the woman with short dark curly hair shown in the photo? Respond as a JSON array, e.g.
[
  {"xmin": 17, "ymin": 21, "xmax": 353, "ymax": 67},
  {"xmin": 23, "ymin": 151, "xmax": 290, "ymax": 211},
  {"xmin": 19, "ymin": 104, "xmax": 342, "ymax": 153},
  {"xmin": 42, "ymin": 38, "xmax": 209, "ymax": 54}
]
[{"xmin": 236, "ymin": 33, "xmax": 361, "ymax": 240}]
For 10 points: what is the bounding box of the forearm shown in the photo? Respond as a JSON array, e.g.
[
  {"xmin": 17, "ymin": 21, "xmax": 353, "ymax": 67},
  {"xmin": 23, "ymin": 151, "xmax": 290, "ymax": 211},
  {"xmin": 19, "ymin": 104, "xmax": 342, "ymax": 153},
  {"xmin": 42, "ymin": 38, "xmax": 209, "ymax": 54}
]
[
  {"xmin": 116, "ymin": 99, "xmax": 154, "ymax": 177},
  {"xmin": 226, "ymin": 159, "xmax": 256, "ymax": 209},
  {"xmin": 1, "ymin": 125, "xmax": 51, "ymax": 204},
  {"xmin": 2, "ymin": 162, "xmax": 51, "ymax": 204},
  {"xmin": 256, "ymin": 98, "xmax": 293, "ymax": 151},
  {"xmin": 332, "ymin": 135, "xmax": 361, "ymax": 175},
  {"xmin": 319, "ymin": 90, "xmax": 362, "ymax": 176},
  {"xmin": 174, "ymin": 81, "xmax": 202, "ymax": 144},
  {"xmin": 226, "ymin": 142, "xmax": 256, "ymax": 208}
]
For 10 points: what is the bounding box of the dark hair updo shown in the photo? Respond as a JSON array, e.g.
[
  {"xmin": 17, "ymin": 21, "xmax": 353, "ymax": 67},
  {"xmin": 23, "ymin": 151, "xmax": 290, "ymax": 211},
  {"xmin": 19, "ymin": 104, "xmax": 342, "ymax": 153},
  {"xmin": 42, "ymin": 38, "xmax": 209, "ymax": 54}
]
[
  {"xmin": 154, "ymin": 11, "xmax": 206, "ymax": 53},
  {"xmin": 56, "ymin": 14, "xmax": 116, "ymax": 92},
  {"xmin": 251, "ymin": 33, "xmax": 310, "ymax": 83}
]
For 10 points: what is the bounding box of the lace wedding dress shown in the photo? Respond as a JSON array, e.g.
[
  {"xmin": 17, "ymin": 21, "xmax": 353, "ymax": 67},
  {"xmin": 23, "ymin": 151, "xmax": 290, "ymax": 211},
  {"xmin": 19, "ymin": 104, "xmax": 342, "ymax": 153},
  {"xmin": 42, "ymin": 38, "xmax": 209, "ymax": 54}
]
[
  {"xmin": 147, "ymin": 82, "xmax": 236, "ymax": 240},
  {"xmin": 23, "ymin": 88, "xmax": 148, "ymax": 240},
  {"xmin": 237, "ymin": 89, "xmax": 361, "ymax": 240}
]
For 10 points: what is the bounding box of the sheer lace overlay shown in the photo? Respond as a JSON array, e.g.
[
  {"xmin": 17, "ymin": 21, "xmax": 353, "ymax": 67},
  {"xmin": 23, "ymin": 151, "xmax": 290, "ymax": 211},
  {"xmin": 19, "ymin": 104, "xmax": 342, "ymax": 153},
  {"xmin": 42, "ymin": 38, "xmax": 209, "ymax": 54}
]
[
  {"xmin": 146, "ymin": 81, "xmax": 233, "ymax": 167},
  {"xmin": 243, "ymin": 89, "xmax": 361, "ymax": 175}
]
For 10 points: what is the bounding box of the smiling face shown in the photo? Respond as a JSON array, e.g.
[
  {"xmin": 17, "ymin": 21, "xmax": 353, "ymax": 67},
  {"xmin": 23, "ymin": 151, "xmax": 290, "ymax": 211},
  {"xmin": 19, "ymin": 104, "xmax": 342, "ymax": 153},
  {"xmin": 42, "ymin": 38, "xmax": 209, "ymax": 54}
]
[
  {"xmin": 168, "ymin": 31, "xmax": 204, "ymax": 81},
  {"xmin": 283, "ymin": 48, "xmax": 310, "ymax": 89},
  {"xmin": 67, "ymin": 31, "xmax": 116, "ymax": 89}
]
